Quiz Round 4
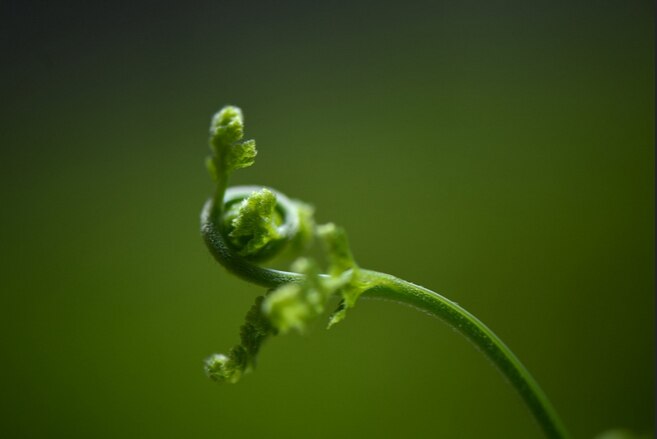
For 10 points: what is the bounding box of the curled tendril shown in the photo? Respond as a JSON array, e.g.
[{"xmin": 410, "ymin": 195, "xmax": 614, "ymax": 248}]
[
  {"xmin": 201, "ymin": 186, "xmax": 309, "ymax": 288},
  {"xmin": 199, "ymin": 105, "xmax": 568, "ymax": 439}
]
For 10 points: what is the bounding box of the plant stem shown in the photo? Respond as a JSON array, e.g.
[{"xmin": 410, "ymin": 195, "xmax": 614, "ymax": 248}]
[
  {"xmin": 358, "ymin": 269, "xmax": 569, "ymax": 439},
  {"xmin": 201, "ymin": 196, "xmax": 568, "ymax": 438},
  {"xmin": 210, "ymin": 172, "xmax": 228, "ymax": 222}
]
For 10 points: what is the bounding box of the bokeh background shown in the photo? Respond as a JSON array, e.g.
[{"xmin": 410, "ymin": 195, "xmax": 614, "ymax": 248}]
[{"xmin": 1, "ymin": 1, "xmax": 654, "ymax": 438}]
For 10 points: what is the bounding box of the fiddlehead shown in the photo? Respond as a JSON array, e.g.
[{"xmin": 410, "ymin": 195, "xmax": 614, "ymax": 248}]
[
  {"xmin": 201, "ymin": 105, "xmax": 362, "ymax": 382},
  {"xmin": 201, "ymin": 105, "xmax": 312, "ymax": 288},
  {"xmin": 199, "ymin": 105, "xmax": 569, "ymax": 439}
]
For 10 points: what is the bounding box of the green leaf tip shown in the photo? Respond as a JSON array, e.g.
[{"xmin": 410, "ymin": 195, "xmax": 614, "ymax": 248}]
[
  {"xmin": 206, "ymin": 105, "xmax": 257, "ymax": 180},
  {"xmin": 224, "ymin": 188, "xmax": 283, "ymax": 259},
  {"xmin": 205, "ymin": 353, "xmax": 242, "ymax": 384},
  {"xmin": 210, "ymin": 106, "xmax": 244, "ymax": 145},
  {"xmin": 226, "ymin": 139, "xmax": 256, "ymax": 172},
  {"xmin": 205, "ymin": 296, "xmax": 275, "ymax": 384}
]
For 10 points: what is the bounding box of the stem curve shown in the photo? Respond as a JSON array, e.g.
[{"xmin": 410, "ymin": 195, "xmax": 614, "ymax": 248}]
[
  {"xmin": 358, "ymin": 270, "xmax": 569, "ymax": 439},
  {"xmin": 202, "ymin": 190, "xmax": 303, "ymax": 287},
  {"xmin": 201, "ymin": 193, "xmax": 569, "ymax": 439}
]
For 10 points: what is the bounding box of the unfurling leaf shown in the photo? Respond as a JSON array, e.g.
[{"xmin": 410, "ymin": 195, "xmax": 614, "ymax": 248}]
[
  {"xmin": 206, "ymin": 105, "xmax": 257, "ymax": 180},
  {"xmin": 224, "ymin": 188, "xmax": 282, "ymax": 258}
]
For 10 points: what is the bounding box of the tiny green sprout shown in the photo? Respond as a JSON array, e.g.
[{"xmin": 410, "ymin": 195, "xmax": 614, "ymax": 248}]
[
  {"xmin": 199, "ymin": 105, "xmax": 570, "ymax": 439},
  {"xmin": 206, "ymin": 105, "xmax": 256, "ymax": 183}
]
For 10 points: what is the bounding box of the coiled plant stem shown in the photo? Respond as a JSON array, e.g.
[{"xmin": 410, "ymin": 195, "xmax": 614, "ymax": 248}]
[
  {"xmin": 201, "ymin": 193, "xmax": 569, "ymax": 439},
  {"xmin": 200, "ymin": 106, "xmax": 568, "ymax": 438}
]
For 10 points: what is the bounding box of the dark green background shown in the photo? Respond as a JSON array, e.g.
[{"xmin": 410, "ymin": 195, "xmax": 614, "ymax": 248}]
[{"xmin": 2, "ymin": 1, "xmax": 654, "ymax": 437}]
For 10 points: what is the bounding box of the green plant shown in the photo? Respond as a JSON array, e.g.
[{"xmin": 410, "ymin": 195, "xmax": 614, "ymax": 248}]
[{"xmin": 200, "ymin": 105, "xmax": 569, "ymax": 438}]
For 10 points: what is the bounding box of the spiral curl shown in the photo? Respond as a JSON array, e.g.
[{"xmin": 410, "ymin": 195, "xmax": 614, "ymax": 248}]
[{"xmin": 199, "ymin": 105, "xmax": 568, "ymax": 439}]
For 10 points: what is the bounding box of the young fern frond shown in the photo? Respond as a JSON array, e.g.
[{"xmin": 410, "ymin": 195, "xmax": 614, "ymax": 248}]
[
  {"xmin": 199, "ymin": 105, "xmax": 569, "ymax": 439},
  {"xmin": 207, "ymin": 105, "xmax": 256, "ymax": 177}
]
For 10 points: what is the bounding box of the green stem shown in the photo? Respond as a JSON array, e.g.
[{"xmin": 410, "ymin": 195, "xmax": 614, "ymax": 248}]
[
  {"xmin": 358, "ymin": 270, "xmax": 569, "ymax": 439},
  {"xmin": 201, "ymin": 195, "xmax": 568, "ymax": 439},
  {"xmin": 210, "ymin": 171, "xmax": 228, "ymax": 222}
]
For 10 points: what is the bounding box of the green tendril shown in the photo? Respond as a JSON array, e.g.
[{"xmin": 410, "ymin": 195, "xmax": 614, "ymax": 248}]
[{"xmin": 199, "ymin": 105, "xmax": 569, "ymax": 439}]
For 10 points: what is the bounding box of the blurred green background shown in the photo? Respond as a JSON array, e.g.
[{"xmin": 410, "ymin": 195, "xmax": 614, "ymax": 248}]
[{"xmin": 1, "ymin": 1, "xmax": 654, "ymax": 438}]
